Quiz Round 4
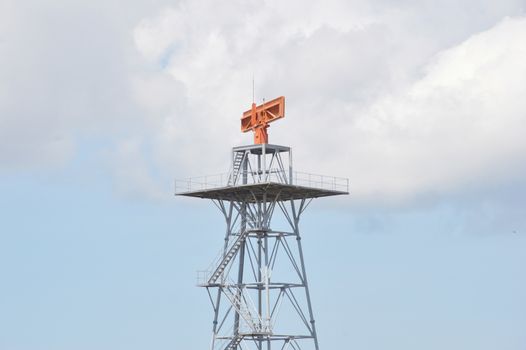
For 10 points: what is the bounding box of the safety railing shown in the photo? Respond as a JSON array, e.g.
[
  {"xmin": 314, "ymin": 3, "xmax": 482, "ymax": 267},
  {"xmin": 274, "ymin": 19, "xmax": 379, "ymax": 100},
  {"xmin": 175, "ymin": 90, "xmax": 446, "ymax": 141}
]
[
  {"xmin": 175, "ymin": 169, "xmax": 348, "ymax": 194},
  {"xmin": 293, "ymin": 171, "xmax": 349, "ymax": 192}
]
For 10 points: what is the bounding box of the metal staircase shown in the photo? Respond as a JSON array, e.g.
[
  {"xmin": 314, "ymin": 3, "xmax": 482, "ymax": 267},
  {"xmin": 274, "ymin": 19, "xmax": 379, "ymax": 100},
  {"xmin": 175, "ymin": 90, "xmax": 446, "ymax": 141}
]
[
  {"xmin": 228, "ymin": 152, "xmax": 245, "ymax": 186},
  {"xmin": 208, "ymin": 230, "xmax": 250, "ymax": 285},
  {"xmin": 222, "ymin": 284, "xmax": 269, "ymax": 334},
  {"xmin": 224, "ymin": 335, "xmax": 244, "ymax": 350}
]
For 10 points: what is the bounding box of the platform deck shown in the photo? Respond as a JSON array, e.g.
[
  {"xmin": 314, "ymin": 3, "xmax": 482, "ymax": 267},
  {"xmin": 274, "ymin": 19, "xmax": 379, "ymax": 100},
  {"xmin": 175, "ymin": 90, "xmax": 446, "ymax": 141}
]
[{"xmin": 175, "ymin": 182, "xmax": 348, "ymax": 202}]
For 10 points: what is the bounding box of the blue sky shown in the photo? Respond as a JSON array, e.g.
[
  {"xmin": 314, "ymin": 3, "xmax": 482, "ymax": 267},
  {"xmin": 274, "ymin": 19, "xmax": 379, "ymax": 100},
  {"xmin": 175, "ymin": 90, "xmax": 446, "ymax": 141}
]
[
  {"xmin": 1, "ymin": 165, "xmax": 525, "ymax": 350},
  {"xmin": 1, "ymin": 0, "xmax": 526, "ymax": 349}
]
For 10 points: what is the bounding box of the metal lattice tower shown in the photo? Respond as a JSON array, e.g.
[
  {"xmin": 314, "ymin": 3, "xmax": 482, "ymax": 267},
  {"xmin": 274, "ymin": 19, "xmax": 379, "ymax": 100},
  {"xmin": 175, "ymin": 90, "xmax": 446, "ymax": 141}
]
[{"xmin": 175, "ymin": 100, "xmax": 348, "ymax": 350}]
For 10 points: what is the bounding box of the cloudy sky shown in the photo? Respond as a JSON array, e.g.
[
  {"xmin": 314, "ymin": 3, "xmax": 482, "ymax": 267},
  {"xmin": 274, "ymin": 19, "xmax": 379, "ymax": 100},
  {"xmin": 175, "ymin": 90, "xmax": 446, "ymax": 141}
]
[{"xmin": 1, "ymin": 0, "xmax": 525, "ymax": 349}]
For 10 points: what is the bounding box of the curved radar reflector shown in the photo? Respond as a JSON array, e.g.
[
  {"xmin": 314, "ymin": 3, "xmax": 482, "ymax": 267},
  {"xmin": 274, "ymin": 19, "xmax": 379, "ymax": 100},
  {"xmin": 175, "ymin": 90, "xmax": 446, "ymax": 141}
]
[{"xmin": 241, "ymin": 96, "xmax": 285, "ymax": 144}]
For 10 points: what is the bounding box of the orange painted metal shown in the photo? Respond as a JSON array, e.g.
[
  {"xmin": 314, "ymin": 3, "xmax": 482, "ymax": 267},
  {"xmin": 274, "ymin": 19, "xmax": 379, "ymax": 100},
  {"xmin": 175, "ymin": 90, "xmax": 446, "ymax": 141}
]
[{"xmin": 241, "ymin": 96, "xmax": 285, "ymax": 144}]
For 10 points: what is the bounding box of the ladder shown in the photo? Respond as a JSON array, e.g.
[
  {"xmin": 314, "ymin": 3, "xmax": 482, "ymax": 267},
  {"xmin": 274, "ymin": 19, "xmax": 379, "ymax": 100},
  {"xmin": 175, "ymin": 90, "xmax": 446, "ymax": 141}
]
[
  {"xmin": 208, "ymin": 230, "xmax": 250, "ymax": 285},
  {"xmin": 228, "ymin": 152, "xmax": 245, "ymax": 186}
]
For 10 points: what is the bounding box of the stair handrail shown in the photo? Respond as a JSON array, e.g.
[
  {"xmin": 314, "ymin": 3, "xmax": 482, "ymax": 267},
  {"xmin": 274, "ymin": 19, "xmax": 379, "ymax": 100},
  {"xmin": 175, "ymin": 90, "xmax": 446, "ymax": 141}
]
[
  {"xmin": 221, "ymin": 278, "xmax": 271, "ymax": 334},
  {"xmin": 207, "ymin": 230, "xmax": 250, "ymax": 285}
]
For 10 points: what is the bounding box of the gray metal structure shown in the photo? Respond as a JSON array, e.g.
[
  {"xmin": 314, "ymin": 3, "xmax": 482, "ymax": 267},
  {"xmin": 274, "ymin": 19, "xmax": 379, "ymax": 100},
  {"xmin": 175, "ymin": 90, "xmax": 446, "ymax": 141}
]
[{"xmin": 175, "ymin": 143, "xmax": 348, "ymax": 350}]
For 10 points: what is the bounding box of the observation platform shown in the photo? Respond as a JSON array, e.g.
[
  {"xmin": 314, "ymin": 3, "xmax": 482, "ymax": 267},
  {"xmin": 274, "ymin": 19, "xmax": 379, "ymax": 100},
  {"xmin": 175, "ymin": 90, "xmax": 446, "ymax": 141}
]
[{"xmin": 175, "ymin": 171, "xmax": 349, "ymax": 202}]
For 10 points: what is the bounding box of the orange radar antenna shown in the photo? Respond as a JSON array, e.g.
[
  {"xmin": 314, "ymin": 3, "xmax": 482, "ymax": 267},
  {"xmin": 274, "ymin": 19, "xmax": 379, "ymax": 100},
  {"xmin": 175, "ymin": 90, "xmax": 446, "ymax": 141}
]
[{"xmin": 241, "ymin": 96, "xmax": 285, "ymax": 144}]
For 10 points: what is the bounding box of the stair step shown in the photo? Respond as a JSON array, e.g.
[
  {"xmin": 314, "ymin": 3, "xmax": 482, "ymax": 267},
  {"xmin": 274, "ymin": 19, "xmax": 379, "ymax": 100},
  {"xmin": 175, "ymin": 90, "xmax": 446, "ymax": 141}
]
[
  {"xmin": 225, "ymin": 335, "xmax": 244, "ymax": 350},
  {"xmin": 229, "ymin": 152, "xmax": 245, "ymax": 186},
  {"xmin": 207, "ymin": 231, "xmax": 250, "ymax": 284}
]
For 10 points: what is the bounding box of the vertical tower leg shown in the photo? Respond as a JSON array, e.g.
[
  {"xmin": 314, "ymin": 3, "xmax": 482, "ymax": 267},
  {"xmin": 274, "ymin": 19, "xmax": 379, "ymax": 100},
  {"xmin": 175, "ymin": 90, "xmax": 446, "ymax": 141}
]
[
  {"xmin": 292, "ymin": 200, "xmax": 319, "ymax": 350},
  {"xmin": 210, "ymin": 201, "xmax": 234, "ymax": 350}
]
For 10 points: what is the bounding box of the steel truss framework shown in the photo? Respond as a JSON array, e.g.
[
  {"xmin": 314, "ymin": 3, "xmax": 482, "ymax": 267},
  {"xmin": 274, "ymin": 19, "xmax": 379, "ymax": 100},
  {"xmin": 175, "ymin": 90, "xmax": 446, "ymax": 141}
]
[{"xmin": 178, "ymin": 144, "xmax": 347, "ymax": 350}]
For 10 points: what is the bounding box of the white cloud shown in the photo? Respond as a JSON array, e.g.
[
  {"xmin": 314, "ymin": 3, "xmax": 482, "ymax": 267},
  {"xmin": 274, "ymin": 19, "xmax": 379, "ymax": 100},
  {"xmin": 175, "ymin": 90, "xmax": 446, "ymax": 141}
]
[
  {"xmin": 131, "ymin": 2, "xmax": 526, "ymax": 203},
  {"xmin": 1, "ymin": 0, "xmax": 525, "ymax": 204},
  {"xmin": 0, "ymin": 1, "xmax": 140, "ymax": 170},
  {"xmin": 343, "ymin": 16, "xmax": 526, "ymax": 201}
]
